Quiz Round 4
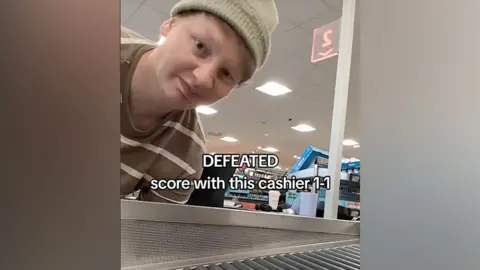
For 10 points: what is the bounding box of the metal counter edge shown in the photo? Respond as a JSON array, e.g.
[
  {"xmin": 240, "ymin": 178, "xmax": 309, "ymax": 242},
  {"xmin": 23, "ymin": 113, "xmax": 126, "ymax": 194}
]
[{"xmin": 121, "ymin": 200, "xmax": 360, "ymax": 235}]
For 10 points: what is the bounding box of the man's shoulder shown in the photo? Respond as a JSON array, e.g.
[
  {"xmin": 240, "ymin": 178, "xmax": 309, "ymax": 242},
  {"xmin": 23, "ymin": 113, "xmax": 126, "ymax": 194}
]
[
  {"xmin": 121, "ymin": 26, "xmax": 156, "ymax": 45},
  {"xmin": 165, "ymin": 109, "xmax": 207, "ymax": 146},
  {"xmin": 146, "ymin": 109, "xmax": 206, "ymax": 180},
  {"xmin": 187, "ymin": 109, "xmax": 207, "ymax": 142},
  {"xmin": 121, "ymin": 27, "xmax": 157, "ymax": 62}
]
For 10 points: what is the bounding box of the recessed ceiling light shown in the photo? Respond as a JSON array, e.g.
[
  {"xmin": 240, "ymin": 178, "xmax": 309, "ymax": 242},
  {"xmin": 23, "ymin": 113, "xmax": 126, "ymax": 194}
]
[
  {"xmin": 257, "ymin": 146, "xmax": 262, "ymax": 149},
  {"xmin": 291, "ymin": 124, "xmax": 316, "ymax": 132},
  {"xmin": 261, "ymin": 147, "xmax": 279, "ymax": 153},
  {"xmin": 343, "ymin": 139, "xmax": 359, "ymax": 146},
  {"xmin": 353, "ymin": 144, "xmax": 360, "ymax": 148},
  {"xmin": 220, "ymin": 136, "xmax": 238, "ymax": 143},
  {"xmin": 255, "ymin": 81, "xmax": 292, "ymax": 96},
  {"xmin": 196, "ymin": 106, "xmax": 217, "ymax": 115}
]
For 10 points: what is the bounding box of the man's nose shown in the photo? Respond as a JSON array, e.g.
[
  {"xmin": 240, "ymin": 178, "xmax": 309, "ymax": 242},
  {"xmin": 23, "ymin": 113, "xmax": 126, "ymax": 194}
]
[{"xmin": 192, "ymin": 64, "xmax": 215, "ymax": 90}]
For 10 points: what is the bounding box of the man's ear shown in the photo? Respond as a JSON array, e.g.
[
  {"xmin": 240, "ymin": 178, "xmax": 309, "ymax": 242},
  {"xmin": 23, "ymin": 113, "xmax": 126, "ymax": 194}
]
[{"xmin": 160, "ymin": 18, "xmax": 174, "ymax": 37}]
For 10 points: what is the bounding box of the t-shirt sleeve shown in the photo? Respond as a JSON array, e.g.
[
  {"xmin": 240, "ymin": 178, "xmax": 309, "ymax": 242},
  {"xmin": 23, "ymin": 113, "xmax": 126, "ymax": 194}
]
[
  {"xmin": 134, "ymin": 110, "xmax": 207, "ymax": 204},
  {"xmin": 140, "ymin": 167, "xmax": 203, "ymax": 204}
]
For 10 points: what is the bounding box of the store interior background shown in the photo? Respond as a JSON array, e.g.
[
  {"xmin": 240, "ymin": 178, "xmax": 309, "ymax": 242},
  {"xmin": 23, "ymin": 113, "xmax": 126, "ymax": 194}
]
[
  {"xmin": 118, "ymin": 0, "xmax": 480, "ymax": 269},
  {"xmin": 121, "ymin": 0, "xmax": 360, "ymax": 170}
]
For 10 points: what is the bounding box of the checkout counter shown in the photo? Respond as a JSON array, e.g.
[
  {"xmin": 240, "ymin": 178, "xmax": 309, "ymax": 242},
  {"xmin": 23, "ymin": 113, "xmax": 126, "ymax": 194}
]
[{"xmin": 121, "ymin": 200, "xmax": 360, "ymax": 270}]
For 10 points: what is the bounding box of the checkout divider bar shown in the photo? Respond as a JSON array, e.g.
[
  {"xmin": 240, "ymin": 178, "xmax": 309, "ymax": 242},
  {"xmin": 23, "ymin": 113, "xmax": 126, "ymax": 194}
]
[{"xmin": 121, "ymin": 200, "xmax": 360, "ymax": 235}]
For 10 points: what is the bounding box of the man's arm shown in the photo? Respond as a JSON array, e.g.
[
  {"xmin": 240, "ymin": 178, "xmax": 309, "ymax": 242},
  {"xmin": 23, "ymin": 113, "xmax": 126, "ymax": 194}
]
[
  {"xmin": 138, "ymin": 170, "xmax": 203, "ymax": 203},
  {"xmin": 136, "ymin": 110, "xmax": 207, "ymax": 203}
]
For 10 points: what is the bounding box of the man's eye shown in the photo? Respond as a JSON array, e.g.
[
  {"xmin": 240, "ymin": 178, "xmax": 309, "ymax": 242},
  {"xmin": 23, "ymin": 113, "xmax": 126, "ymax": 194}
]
[
  {"xmin": 194, "ymin": 39, "xmax": 206, "ymax": 51},
  {"xmin": 220, "ymin": 69, "xmax": 235, "ymax": 84},
  {"xmin": 221, "ymin": 69, "xmax": 232, "ymax": 79}
]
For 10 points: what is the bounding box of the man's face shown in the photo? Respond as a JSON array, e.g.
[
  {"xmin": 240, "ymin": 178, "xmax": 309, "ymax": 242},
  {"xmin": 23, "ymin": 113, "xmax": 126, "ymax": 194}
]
[{"xmin": 153, "ymin": 13, "xmax": 253, "ymax": 110}]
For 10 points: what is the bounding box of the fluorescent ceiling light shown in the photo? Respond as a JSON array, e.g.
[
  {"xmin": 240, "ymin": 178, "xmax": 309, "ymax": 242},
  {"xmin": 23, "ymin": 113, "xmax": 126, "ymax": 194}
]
[
  {"xmin": 294, "ymin": 155, "xmax": 300, "ymax": 159},
  {"xmin": 291, "ymin": 124, "xmax": 316, "ymax": 132},
  {"xmin": 195, "ymin": 106, "xmax": 217, "ymax": 115},
  {"xmin": 353, "ymin": 144, "xmax": 360, "ymax": 148},
  {"xmin": 343, "ymin": 139, "xmax": 359, "ymax": 146},
  {"xmin": 261, "ymin": 147, "xmax": 279, "ymax": 153},
  {"xmin": 255, "ymin": 81, "xmax": 292, "ymax": 96},
  {"xmin": 220, "ymin": 136, "xmax": 238, "ymax": 143}
]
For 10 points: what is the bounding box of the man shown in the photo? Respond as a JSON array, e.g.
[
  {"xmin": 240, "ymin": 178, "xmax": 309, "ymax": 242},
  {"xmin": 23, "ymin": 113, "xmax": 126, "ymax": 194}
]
[{"xmin": 120, "ymin": 0, "xmax": 279, "ymax": 203}]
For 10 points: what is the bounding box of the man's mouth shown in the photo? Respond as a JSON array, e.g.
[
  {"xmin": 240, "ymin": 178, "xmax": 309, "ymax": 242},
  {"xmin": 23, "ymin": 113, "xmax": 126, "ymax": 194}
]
[{"xmin": 177, "ymin": 77, "xmax": 196, "ymax": 101}]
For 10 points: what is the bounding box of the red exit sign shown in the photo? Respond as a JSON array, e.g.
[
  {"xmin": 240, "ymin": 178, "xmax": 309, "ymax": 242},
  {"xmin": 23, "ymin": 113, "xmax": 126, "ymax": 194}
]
[{"xmin": 311, "ymin": 19, "xmax": 341, "ymax": 63}]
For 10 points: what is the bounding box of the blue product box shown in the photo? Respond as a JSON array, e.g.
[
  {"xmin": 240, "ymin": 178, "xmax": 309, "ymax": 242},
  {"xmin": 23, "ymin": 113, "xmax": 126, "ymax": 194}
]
[
  {"xmin": 341, "ymin": 161, "xmax": 361, "ymax": 175},
  {"xmin": 341, "ymin": 161, "xmax": 361, "ymax": 170},
  {"xmin": 290, "ymin": 145, "xmax": 330, "ymax": 174}
]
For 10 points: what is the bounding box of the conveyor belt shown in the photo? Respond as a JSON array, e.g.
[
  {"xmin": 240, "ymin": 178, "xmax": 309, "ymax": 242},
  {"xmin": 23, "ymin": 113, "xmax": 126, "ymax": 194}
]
[
  {"xmin": 121, "ymin": 219, "xmax": 358, "ymax": 268},
  {"xmin": 181, "ymin": 245, "xmax": 360, "ymax": 270},
  {"xmin": 121, "ymin": 201, "xmax": 360, "ymax": 270}
]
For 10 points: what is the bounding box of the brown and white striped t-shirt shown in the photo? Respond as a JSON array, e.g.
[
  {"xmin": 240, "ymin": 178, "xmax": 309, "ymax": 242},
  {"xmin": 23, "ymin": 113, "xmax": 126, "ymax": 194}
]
[{"xmin": 120, "ymin": 27, "xmax": 207, "ymax": 203}]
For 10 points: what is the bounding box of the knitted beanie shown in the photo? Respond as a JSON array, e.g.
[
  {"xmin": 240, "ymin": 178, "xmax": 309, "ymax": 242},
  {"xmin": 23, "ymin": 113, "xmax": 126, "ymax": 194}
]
[{"xmin": 171, "ymin": 0, "xmax": 279, "ymax": 71}]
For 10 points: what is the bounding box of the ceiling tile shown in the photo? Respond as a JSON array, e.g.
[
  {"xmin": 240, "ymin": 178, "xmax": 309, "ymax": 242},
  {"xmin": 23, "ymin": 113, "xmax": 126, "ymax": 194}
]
[
  {"xmin": 322, "ymin": 0, "xmax": 343, "ymax": 11},
  {"xmin": 299, "ymin": 10, "xmax": 342, "ymax": 33},
  {"xmin": 270, "ymin": 27, "xmax": 315, "ymax": 60},
  {"xmin": 143, "ymin": 0, "xmax": 179, "ymax": 14},
  {"xmin": 316, "ymin": 56, "xmax": 339, "ymax": 76},
  {"xmin": 253, "ymin": 50, "xmax": 308, "ymax": 84},
  {"xmin": 276, "ymin": 0, "xmax": 331, "ymax": 25},
  {"xmin": 275, "ymin": 18, "xmax": 297, "ymax": 33},
  {"xmin": 121, "ymin": 0, "xmax": 142, "ymax": 24},
  {"xmin": 123, "ymin": 5, "xmax": 168, "ymax": 40},
  {"xmin": 301, "ymin": 64, "xmax": 337, "ymax": 89}
]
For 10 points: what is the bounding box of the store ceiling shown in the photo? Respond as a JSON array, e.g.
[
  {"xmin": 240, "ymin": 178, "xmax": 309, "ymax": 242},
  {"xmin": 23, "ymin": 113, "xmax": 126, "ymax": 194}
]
[{"xmin": 121, "ymin": 0, "xmax": 360, "ymax": 169}]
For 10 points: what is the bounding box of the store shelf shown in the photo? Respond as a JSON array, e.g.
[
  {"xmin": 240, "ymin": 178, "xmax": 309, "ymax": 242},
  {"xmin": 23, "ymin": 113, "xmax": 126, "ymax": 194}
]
[
  {"xmin": 318, "ymin": 198, "xmax": 360, "ymax": 210},
  {"xmin": 225, "ymin": 195, "xmax": 268, "ymax": 202},
  {"xmin": 289, "ymin": 167, "xmax": 350, "ymax": 181},
  {"xmin": 288, "ymin": 168, "xmax": 360, "ymax": 211}
]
